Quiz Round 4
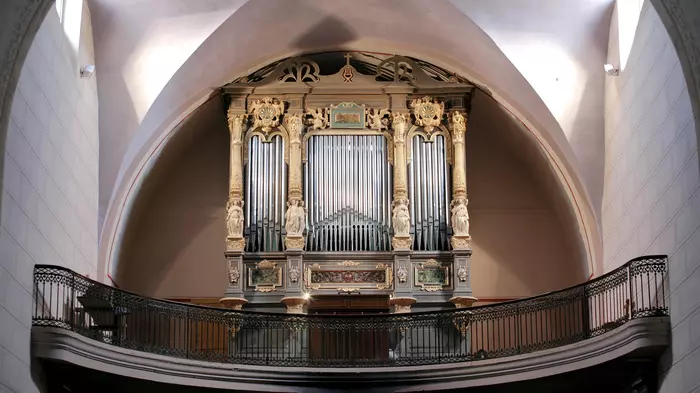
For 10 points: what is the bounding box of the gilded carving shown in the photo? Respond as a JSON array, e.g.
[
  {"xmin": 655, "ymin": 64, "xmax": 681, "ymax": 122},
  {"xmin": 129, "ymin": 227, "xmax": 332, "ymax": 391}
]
[
  {"xmin": 226, "ymin": 112, "xmax": 248, "ymax": 143},
  {"xmin": 249, "ymin": 260, "xmax": 283, "ymax": 292},
  {"xmin": 392, "ymin": 198, "xmax": 410, "ymax": 237},
  {"xmin": 392, "ymin": 112, "xmax": 410, "ymax": 142},
  {"xmin": 284, "ymin": 236, "xmax": 306, "ymax": 250},
  {"xmin": 226, "ymin": 237, "xmax": 245, "ymax": 251},
  {"xmin": 410, "ymin": 96, "xmax": 445, "ymax": 133},
  {"xmin": 285, "ymin": 199, "xmax": 307, "ymax": 237},
  {"xmin": 226, "ymin": 199, "xmax": 244, "ymax": 239},
  {"xmin": 451, "ymin": 236, "xmax": 472, "ymax": 250},
  {"xmin": 285, "ymin": 113, "xmax": 304, "ymax": 142},
  {"xmin": 366, "ymin": 108, "xmax": 391, "ymax": 131},
  {"xmin": 249, "ymin": 97, "xmax": 286, "ymax": 133},
  {"xmin": 305, "ymin": 107, "xmax": 329, "ymax": 130},
  {"xmin": 338, "ymin": 261, "xmax": 361, "ymax": 266},
  {"xmin": 257, "ymin": 260, "xmax": 277, "ymax": 269},
  {"xmin": 450, "ymin": 197, "xmax": 470, "ymax": 237},
  {"xmin": 392, "ymin": 236, "xmax": 413, "ymax": 251},
  {"xmin": 450, "ymin": 110, "xmax": 467, "ymax": 143},
  {"xmin": 285, "ymin": 302, "xmax": 305, "ymax": 314}
]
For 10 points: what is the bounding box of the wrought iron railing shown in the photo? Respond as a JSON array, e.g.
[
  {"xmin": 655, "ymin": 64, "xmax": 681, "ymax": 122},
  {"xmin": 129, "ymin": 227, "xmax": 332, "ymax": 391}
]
[{"xmin": 32, "ymin": 255, "xmax": 668, "ymax": 367}]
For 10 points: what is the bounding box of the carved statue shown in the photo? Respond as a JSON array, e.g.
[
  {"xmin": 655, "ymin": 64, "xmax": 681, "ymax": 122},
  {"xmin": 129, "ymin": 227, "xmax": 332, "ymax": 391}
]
[
  {"xmin": 366, "ymin": 108, "xmax": 390, "ymax": 131},
  {"xmin": 451, "ymin": 198, "xmax": 470, "ymax": 237},
  {"xmin": 306, "ymin": 107, "xmax": 328, "ymax": 130},
  {"xmin": 392, "ymin": 199, "xmax": 411, "ymax": 237},
  {"xmin": 226, "ymin": 200, "xmax": 244, "ymax": 238},
  {"xmin": 285, "ymin": 199, "xmax": 307, "ymax": 237}
]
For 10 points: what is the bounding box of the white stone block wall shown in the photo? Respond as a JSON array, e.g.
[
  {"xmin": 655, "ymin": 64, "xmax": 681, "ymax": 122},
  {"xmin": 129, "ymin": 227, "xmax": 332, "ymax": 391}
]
[
  {"xmin": 0, "ymin": 2, "xmax": 98, "ymax": 392},
  {"xmin": 604, "ymin": 1, "xmax": 700, "ymax": 392}
]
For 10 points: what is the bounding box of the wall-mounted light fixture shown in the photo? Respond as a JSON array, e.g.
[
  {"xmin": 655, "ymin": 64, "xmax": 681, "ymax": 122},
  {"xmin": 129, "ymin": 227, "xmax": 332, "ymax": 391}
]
[
  {"xmin": 604, "ymin": 63, "xmax": 619, "ymax": 76},
  {"xmin": 80, "ymin": 64, "xmax": 95, "ymax": 78}
]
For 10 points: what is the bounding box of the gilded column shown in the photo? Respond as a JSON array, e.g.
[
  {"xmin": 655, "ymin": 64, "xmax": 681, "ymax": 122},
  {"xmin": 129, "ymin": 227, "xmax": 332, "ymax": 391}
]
[
  {"xmin": 448, "ymin": 110, "xmax": 477, "ymax": 309},
  {"xmin": 448, "ymin": 111, "xmax": 471, "ymax": 250},
  {"xmin": 283, "ymin": 113, "xmax": 306, "ymax": 252},
  {"xmin": 221, "ymin": 103, "xmax": 248, "ymax": 311},
  {"xmin": 225, "ymin": 105, "xmax": 247, "ymax": 252},
  {"xmin": 391, "ymin": 112, "xmax": 412, "ymax": 251}
]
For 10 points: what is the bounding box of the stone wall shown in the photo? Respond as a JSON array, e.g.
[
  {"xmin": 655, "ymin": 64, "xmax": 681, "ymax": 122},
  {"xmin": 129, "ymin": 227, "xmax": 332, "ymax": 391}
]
[
  {"xmin": 604, "ymin": 1, "xmax": 700, "ymax": 392},
  {"xmin": 0, "ymin": 2, "xmax": 98, "ymax": 391}
]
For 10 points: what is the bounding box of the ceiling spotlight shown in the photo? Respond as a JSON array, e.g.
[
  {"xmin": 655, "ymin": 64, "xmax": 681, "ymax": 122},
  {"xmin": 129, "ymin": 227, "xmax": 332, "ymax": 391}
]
[
  {"xmin": 80, "ymin": 64, "xmax": 95, "ymax": 78},
  {"xmin": 604, "ymin": 64, "xmax": 619, "ymax": 76}
]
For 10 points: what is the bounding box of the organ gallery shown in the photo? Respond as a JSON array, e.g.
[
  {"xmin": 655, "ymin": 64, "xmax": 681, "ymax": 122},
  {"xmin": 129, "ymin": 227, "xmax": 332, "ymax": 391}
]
[{"xmin": 218, "ymin": 52, "xmax": 477, "ymax": 314}]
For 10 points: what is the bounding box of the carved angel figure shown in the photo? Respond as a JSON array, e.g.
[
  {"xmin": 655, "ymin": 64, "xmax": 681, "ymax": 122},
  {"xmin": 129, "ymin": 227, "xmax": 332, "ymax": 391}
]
[
  {"xmin": 451, "ymin": 198, "xmax": 470, "ymax": 237},
  {"xmin": 226, "ymin": 200, "xmax": 244, "ymax": 238},
  {"xmin": 366, "ymin": 108, "xmax": 390, "ymax": 131},
  {"xmin": 305, "ymin": 107, "xmax": 328, "ymax": 130},
  {"xmin": 392, "ymin": 199, "xmax": 411, "ymax": 237},
  {"xmin": 285, "ymin": 199, "xmax": 307, "ymax": 237}
]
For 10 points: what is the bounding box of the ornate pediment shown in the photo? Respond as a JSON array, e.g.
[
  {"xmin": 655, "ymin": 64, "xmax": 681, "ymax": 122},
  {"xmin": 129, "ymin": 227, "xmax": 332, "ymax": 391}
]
[{"xmin": 223, "ymin": 52, "xmax": 474, "ymax": 90}]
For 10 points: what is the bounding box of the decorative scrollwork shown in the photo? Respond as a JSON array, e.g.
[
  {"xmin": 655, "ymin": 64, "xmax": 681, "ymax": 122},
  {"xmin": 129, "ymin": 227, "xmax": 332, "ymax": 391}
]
[{"xmin": 277, "ymin": 59, "xmax": 321, "ymax": 83}]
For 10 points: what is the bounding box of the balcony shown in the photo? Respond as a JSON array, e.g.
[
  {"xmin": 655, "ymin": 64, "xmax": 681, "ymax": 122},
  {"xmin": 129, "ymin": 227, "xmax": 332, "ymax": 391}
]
[{"xmin": 31, "ymin": 256, "xmax": 670, "ymax": 392}]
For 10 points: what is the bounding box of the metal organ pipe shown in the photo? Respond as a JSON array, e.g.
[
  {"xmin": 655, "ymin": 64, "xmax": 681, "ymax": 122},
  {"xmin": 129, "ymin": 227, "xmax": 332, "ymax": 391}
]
[
  {"xmin": 305, "ymin": 135, "xmax": 391, "ymax": 251},
  {"xmin": 408, "ymin": 135, "xmax": 451, "ymax": 251},
  {"xmin": 244, "ymin": 135, "xmax": 286, "ymax": 252}
]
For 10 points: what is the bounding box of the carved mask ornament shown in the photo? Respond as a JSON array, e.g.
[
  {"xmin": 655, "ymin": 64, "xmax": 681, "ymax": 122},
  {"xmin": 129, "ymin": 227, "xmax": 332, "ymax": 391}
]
[
  {"xmin": 411, "ymin": 96, "xmax": 445, "ymax": 133},
  {"xmin": 250, "ymin": 97, "xmax": 285, "ymax": 133}
]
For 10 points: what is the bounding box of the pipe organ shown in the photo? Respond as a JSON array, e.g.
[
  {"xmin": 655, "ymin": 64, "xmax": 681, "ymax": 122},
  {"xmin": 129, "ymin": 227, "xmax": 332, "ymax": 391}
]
[{"xmin": 220, "ymin": 52, "xmax": 478, "ymax": 314}]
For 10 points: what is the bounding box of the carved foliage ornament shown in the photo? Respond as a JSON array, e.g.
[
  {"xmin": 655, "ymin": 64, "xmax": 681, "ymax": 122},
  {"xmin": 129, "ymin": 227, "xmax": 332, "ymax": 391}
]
[
  {"xmin": 411, "ymin": 96, "xmax": 445, "ymax": 133},
  {"xmin": 249, "ymin": 97, "xmax": 286, "ymax": 133}
]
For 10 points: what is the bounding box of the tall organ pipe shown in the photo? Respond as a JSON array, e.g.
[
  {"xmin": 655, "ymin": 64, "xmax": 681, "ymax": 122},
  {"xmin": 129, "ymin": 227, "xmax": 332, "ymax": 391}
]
[
  {"xmin": 305, "ymin": 135, "xmax": 391, "ymax": 251},
  {"xmin": 244, "ymin": 135, "xmax": 286, "ymax": 252},
  {"xmin": 408, "ymin": 135, "xmax": 451, "ymax": 251}
]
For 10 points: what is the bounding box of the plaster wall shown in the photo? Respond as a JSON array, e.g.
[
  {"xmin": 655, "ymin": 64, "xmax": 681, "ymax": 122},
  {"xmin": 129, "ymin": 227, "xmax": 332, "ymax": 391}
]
[
  {"xmin": 449, "ymin": 0, "xmax": 613, "ymax": 215},
  {"xmin": 89, "ymin": 0, "xmax": 247, "ymax": 231},
  {"xmin": 602, "ymin": 1, "xmax": 700, "ymax": 392},
  {"xmin": 0, "ymin": 3, "xmax": 99, "ymax": 391},
  {"xmin": 116, "ymin": 92, "xmax": 585, "ymax": 301}
]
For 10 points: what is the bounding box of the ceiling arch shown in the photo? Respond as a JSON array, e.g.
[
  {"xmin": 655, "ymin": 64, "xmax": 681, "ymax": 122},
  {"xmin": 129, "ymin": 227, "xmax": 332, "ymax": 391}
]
[{"xmin": 97, "ymin": 0, "xmax": 603, "ymax": 282}]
